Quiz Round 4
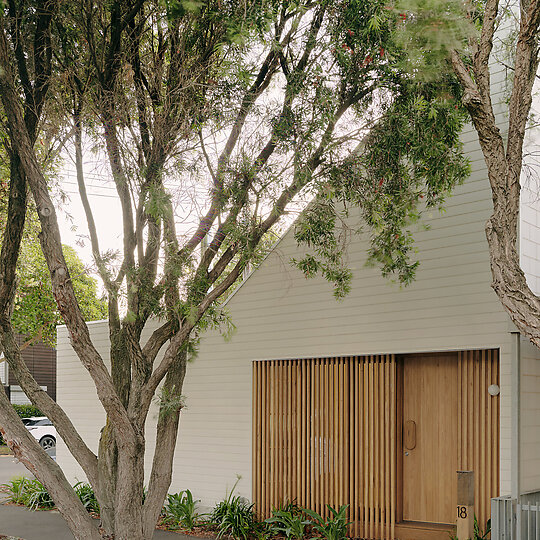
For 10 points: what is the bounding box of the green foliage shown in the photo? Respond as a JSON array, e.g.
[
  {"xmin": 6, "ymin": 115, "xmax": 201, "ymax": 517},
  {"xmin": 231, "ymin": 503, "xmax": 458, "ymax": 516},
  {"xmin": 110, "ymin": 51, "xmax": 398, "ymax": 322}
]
[
  {"xmin": 0, "ymin": 477, "xmax": 55, "ymax": 510},
  {"xmin": 474, "ymin": 517, "xmax": 491, "ymax": 540},
  {"xmin": 0, "ymin": 476, "xmax": 29, "ymax": 505},
  {"xmin": 211, "ymin": 478, "xmax": 256, "ymax": 540},
  {"xmin": 12, "ymin": 243, "xmax": 107, "ymax": 345},
  {"xmin": 292, "ymin": 201, "xmax": 352, "ymax": 299},
  {"xmin": 12, "ymin": 404, "xmax": 44, "ymax": 419},
  {"xmin": 295, "ymin": 77, "xmax": 469, "ymax": 288},
  {"xmin": 302, "ymin": 504, "xmax": 350, "ymax": 540},
  {"xmin": 2, "ymin": 478, "xmax": 100, "ymax": 514},
  {"xmin": 449, "ymin": 516, "xmax": 490, "ymax": 540},
  {"xmin": 394, "ymin": 0, "xmax": 477, "ymax": 80},
  {"xmin": 212, "ymin": 496, "xmax": 256, "ymax": 540},
  {"xmin": 73, "ymin": 482, "xmax": 100, "ymax": 514},
  {"xmin": 156, "ymin": 384, "xmax": 186, "ymax": 420},
  {"xmin": 265, "ymin": 506, "xmax": 310, "ymax": 539},
  {"xmin": 163, "ymin": 489, "xmax": 202, "ymax": 530}
]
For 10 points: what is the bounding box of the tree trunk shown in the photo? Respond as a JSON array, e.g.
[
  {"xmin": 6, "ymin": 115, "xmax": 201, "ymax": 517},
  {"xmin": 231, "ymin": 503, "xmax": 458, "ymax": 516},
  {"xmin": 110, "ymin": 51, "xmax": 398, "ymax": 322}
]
[
  {"xmin": 97, "ymin": 419, "xmax": 118, "ymax": 535},
  {"xmin": 0, "ymin": 384, "xmax": 103, "ymax": 540},
  {"xmin": 143, "ymin": 352, "xmax": 187, "ymax": 538},
  {"xmin": 114, "ymin": 438, "xmax": 146, "ymax": 540}
]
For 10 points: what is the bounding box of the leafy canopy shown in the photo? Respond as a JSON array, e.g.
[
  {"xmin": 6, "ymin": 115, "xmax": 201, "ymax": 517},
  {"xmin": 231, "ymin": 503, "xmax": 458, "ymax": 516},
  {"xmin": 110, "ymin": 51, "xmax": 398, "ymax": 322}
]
[{"xmin": 12, "ymin": 243, "xmax": 107, "ymax": 346}]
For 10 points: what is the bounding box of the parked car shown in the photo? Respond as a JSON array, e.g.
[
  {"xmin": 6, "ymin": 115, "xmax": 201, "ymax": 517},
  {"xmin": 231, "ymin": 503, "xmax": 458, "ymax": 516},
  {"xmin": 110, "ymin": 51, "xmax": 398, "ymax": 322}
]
[{"xmin": 22, "ymin": 416, "xmax": 56, "ymax": 450}]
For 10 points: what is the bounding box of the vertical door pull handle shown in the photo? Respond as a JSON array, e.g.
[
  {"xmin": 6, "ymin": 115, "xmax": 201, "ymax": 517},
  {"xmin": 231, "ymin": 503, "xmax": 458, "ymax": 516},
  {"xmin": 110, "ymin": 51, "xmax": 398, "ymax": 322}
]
[{"xmin": 404, "ymin": 420, "xmax": 416, "ymax": 450}]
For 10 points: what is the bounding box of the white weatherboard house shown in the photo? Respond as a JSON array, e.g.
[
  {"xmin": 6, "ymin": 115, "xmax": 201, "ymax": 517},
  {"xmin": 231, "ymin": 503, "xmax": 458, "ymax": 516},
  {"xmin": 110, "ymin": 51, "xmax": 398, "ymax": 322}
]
[{"xmin": 57, "ymin": 86, "xmax": 540, "ymax": 540}]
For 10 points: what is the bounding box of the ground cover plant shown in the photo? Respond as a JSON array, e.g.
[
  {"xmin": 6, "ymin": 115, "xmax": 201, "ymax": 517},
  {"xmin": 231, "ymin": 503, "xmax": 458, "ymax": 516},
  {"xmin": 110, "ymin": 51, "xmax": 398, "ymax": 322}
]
[
  {"xmin": 211, "ymin": 494, "xmax": 256, "ymax": 540},
  {"xmin": 265, "ymin": 503, "xmax": 310, "ymax": 539},
  {"xmin": 0, "ymin": 477, "xmax": 54, "ymax": 510},
  {"xmin": 73, "ymin": 482, "xmax": 100, "ymax": 514},
  {"xmin": 1, "ymin": 475, "xmax": 354, "ymax": 540},
  {"xmin": 1, "ymin": 478, "xmax": 95, "ymax": 513},
  {"xmin": 162, "ymin": 489, "xmax": 203, "ymax": 531},
  {"xmin": 303, "ymin": 505, "xmax": 350, "ymax": 540}
]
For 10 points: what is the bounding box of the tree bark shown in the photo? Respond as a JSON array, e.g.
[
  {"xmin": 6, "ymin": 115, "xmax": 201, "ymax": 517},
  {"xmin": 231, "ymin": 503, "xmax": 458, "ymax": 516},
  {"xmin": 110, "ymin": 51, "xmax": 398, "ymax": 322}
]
[
  {"xmin": 143, "ymin": 351, "xmax": 187, "ymax": 539},
  {"xmin": 452, "ymin": 0, "xmax": 540, "ymax": 348}
]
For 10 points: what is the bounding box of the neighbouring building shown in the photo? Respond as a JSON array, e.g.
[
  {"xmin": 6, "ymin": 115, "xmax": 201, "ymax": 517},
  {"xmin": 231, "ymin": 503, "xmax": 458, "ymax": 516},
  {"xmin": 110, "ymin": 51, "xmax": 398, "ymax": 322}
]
[{"xmin": 1, "ymin": 335, "xmax": 57, "ymax": 405}]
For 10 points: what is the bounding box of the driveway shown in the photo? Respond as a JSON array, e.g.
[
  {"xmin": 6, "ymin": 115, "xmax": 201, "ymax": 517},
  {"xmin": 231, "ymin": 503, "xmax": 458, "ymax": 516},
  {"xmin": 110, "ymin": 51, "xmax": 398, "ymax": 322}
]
[
  {"xmin": 0, "ymin": 456, "xmax": 33, "ymax": 485},
  {"xmin": 0, "ymin": 504, "xmax": 188, "ymax": 539}
]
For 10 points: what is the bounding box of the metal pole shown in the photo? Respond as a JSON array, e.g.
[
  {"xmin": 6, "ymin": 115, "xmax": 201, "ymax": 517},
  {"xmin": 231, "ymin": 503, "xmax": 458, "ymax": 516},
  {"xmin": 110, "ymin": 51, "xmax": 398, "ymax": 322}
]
[{"xmin": 511, "ymin": 331, "xmax": 521, "ymax": 500}]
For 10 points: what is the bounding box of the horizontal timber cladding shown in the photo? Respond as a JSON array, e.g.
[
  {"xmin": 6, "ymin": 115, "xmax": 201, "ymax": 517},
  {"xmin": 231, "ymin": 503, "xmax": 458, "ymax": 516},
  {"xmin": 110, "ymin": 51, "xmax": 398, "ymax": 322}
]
[
  {"xmin": 253, "ymin": 351, "xmax": 500, "ymax": 540},
  {"xmin": 253, "ymin": 355, "xmax": 397, "ymax": 540}
]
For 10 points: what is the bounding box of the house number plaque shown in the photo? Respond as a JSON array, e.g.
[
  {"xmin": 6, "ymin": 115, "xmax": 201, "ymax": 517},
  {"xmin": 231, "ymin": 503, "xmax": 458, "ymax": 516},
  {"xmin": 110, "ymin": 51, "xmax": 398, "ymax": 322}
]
[{"xmin": 456, "ymin": 471, "xmax": 474, "ymax": 540}]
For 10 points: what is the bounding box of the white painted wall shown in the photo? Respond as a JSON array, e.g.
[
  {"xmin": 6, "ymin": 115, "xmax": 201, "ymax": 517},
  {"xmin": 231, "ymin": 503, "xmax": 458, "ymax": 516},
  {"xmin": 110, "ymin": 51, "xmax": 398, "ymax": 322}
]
[
  {"xmin": 520, "ymin": 336, "xmax": 540, "ymax": 494},
  {"xmin": 518, "ymin": 78, "xmax": 540, "ymax": 496}
]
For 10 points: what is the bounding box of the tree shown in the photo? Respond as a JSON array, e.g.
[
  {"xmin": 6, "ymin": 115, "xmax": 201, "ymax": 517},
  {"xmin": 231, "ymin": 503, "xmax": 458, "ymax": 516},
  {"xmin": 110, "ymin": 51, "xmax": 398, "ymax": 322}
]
[
  {"xmin": 397, "ymin": 0, "xmax": 540, "ymax": 348},
  {"xmin": 0, "ymin": 150, "xmax": 106, "ymax": 344},
  {"xmin": 0, "ymin": 1, "xmax": 470, "ymax": 539},
  {"xmin": 453, "ymin": 0, "xmax": 540, "ymax": 347},
  {"xmin": 13, "ymin": 243, "xmax": 107, "ymax": 345}
]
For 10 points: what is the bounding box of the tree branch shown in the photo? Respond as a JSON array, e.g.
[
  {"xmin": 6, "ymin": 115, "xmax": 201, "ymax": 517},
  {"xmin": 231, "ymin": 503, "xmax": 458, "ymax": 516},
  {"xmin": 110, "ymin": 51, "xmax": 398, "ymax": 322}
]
[
  {"xmin": 0, "ymin": 373, "xmax": 101, "ymax": 540},
  {"xmin": 0, "ymin": 19, "xmax": 136, "ymax": 449},
  {"xmin": 0, "ymin": 324, "xmax": 99, "ymax": 487}
]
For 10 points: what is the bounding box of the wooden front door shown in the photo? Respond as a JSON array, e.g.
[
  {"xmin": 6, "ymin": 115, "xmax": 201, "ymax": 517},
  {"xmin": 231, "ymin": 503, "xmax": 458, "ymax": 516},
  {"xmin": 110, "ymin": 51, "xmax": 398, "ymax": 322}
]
[{"xmin": 402, "ymin": 353, "xmax": 458, "ymax": 525}]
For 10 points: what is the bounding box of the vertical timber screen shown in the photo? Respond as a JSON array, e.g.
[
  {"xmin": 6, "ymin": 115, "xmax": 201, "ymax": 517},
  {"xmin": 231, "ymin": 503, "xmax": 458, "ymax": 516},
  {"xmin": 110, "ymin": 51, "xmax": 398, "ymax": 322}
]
[
  {"xmin": 457, "ymin": 349, "xmax": 500, "ymax": 529},
  {"xmin": 252, "ymin": 355, "xmax": 397, "ymax": 539}
]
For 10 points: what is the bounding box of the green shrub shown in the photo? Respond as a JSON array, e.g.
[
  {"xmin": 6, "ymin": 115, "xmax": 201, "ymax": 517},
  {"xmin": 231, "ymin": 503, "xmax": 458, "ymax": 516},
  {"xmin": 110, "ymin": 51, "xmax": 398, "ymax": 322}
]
[
  {"xmin": 449, "ymin": 517, "xmax": 491, "ymax": 540},
  {"xmin": 12, "ymin": 404, "xmax": 43, "ymax": 419},
  {"xmin": 1, "ymin": 477, "xmax": 55, "ymax": 510},
  {"xmin": 163, "ymin": 489, "xmax": 201, "ymax": 530},
  {"xmin": 474, "ymin": 517, "xmax": 491, "ymax": 540},
  {"xmin": 265, "ymin": 507, "xmax": 310, "ymax": 539},
  {"xmin": 211, "ymin": 478, "xmax": 256, "ymax": 540},
  {"xmin": 212, "ymin": 495, "xmax": 255, "ymax": 540},
  {"xmin": 303, "ymin": 504, "xmax": 350, "ymax": 540},
  {"xmin": 0, "ymin": 476, "xmax": 29, "ymax": 504},
  {"xmin": 73, "ymin": 482, "xmax": 99, "ymax": 514},
  {"xmin": 24, "ymin": 478, "xmax": 55, "ymax": 510}
]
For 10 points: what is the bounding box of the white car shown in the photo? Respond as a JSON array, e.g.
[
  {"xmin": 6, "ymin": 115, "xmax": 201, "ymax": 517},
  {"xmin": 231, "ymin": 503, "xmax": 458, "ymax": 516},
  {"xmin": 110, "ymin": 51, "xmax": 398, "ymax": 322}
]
[{"xmin": 22, "ymin": 417, "xmax": 57, "ymax": 450}]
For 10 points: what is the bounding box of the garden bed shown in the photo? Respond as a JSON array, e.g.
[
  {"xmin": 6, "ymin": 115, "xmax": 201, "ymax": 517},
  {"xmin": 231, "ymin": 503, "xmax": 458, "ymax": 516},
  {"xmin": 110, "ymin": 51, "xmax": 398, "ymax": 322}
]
[{"xmin": 0, "ymin": 477, "xmax": 350, "ymax": 540}]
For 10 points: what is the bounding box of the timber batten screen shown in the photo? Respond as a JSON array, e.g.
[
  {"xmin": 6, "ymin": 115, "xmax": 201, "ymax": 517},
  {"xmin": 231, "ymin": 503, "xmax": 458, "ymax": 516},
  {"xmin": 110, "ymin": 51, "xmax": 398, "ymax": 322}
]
[
  {"xmin": 457, "ymin": 349, "xmax": 500, "ymax": 529},
  {"xmin": 252, "ymin": 355, "xmax": 397, "ymax": 539},
  {"xmin": 253, "ymin": 351, "xmax": 500, "ymax": 540}
]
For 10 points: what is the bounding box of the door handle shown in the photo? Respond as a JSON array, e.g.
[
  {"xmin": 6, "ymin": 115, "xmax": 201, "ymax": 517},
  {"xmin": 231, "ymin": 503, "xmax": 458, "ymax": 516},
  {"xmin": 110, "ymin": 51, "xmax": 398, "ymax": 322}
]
[{"xmin": 404, "ymin": 420, "xmax": 416, "ymax": 450}]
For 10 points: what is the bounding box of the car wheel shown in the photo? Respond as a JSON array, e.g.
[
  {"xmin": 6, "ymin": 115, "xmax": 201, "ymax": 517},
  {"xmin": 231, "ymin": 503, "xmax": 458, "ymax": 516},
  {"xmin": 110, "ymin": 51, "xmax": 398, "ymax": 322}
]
[{"xmin": 39, "ymin": 436, "xmax": 56, "ymax": 450}]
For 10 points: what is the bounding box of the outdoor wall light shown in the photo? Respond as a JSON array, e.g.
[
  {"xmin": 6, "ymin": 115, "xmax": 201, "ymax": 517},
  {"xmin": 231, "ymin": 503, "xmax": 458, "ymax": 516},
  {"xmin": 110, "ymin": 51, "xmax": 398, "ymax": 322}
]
[{"xmin": 488, "ymin": 384, "xmax": 500, "ymax": 396}]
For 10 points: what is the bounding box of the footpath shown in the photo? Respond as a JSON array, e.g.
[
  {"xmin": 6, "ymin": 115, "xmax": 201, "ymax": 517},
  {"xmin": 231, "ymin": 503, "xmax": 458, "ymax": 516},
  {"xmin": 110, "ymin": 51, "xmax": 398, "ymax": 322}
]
[{"xmin": 0, "ymin": 504, "xmax": 184, "ymax": 540}]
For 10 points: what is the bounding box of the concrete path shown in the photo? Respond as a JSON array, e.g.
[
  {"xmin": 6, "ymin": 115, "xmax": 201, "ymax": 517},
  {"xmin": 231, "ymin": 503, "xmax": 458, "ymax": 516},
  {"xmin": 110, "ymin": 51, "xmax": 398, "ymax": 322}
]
[
  {"xmin": 0, "ymin": 455, "xmax": 187, "ymax": 539},
  {"xmin": 0, "ymin": 456, "xmax": 33, "ymax": 485},
  {"xmin": 0, "ymin": 504, "xmax": 186, "ymax": 540}
]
